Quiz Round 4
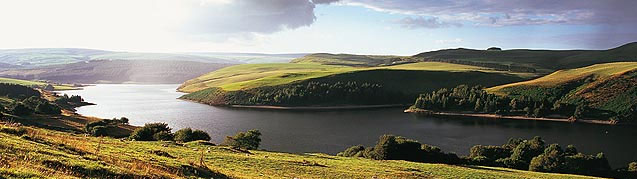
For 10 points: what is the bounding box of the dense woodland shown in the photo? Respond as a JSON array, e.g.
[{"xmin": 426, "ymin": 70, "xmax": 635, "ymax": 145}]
[
  {"xmin": 412, "ymin": 85, "xmax": 636, "ymax": 123},
  {"xmin": 0, "ymin": 83, "xmax": 41, "ymax": 99},
  {"xmin": 339, "ymin": 135, "xmax": 637, "ymax": 178},
  {"xmin": 182, "ymin": 81, "xmax": 406, "ymax": 106}
]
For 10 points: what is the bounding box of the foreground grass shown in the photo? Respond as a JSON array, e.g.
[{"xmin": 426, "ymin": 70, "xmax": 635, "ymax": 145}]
[
  {"xmin": 179, "ymin": 62, "xmax": 535, "ymax": 93},
  {"xmin": 0, "ymin": 125, "xmax": 600, "ymax": 179}
]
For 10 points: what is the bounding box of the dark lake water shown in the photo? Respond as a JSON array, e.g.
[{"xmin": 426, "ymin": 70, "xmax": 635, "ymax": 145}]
[{"xmin": 61, "ymin": 84, "xmax": 637, "ymax": 168}]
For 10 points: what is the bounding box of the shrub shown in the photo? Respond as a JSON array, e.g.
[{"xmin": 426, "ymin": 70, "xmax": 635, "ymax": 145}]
[
  {"xmin": 564, "ymin": 152, "xmax": 611, "ymax": 176},
  {"xmin": 10, "ymin": 103, "xmax": 33, "ymax": 116},
  {"xmin": 174, "ymin": 128, "xmax": 211, "ymax": 143},
  {"xmin": 223, "ymin": 129, "xmax": 261, "ymax": 150},
  {"xmin": 153, "ymin": 131, "xmax": 174, "ymax": 141},
  {"xmin": 90, "ymin": 126, "xmax": 109, "ymax": 137},
  {"xmin": 337, "ymin": 145, "xmax": 366, "ymax": 157},
  {"xmin": 339, "ymin": 134, "xmax": 459, "ymax": 164},
  {"xmin": 629, "ymin": 162, "xmax": 637, "ymax": 172},
  {"xmin": 129, "ymin": 127, "xmax": 153, "ymax": 141},
  {"xmin": 35, "ymin": 102, "xmax": 61, "ymax": 115},
  {"xmin": 129, "ymin": 123, "xmax": 172, "ymax": 141}
]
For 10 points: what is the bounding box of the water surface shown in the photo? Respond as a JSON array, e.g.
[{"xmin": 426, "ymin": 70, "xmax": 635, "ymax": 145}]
[{"xmin": 61, "ymin": 84, "xmax": 637, "ymax": 168}]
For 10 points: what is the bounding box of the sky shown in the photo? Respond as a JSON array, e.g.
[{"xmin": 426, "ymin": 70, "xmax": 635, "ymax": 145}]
[{"xmin": 0, "ymin": 0, "xmax": 636, "ymax": 55}]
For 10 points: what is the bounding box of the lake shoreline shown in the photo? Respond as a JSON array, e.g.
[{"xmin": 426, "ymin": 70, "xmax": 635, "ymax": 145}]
[{"xmin": 404, "ymin": 108, "xmax": 618, "ymax": 125}]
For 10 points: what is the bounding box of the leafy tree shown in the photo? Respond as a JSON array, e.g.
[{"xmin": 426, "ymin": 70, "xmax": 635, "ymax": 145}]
[
  {"xmin": 223, "ymin": 129, "xmax": 261, "ymax": 150},
  {"xmin": 564, "ymin": 145, "xmax": 578, "ymax": 156},
  {"xmin": 503, "ymin": 136, "xmax": 545, "ymax": 169},
  {"xmin": 529, "ymin": 144, "xmax": 565, "ymax": 172},
  {"xmin": 129, "ymin": 123, "xmax": 172, "ymax": 141},
  {"xmin": 174, "ymin": 128, "xmax": 211, "ymax": 143},
  {"xmin": 509, "ymin": 98, "xmax": 519, "ymax": 110},
  {"xmin": 523, "ymin": 107, "xmax": 532, "ymax": 117},
  {"xmin": 574, "ymin": 104, "xmax": 587, "ymax": 119}
]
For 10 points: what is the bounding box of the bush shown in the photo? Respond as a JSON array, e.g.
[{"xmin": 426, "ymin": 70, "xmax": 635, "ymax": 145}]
[
  {"xmin": 223, "ymin": 129, "xmax": 261, "ymax": 150},
  {"xmin": 174, "ymin": 128, "xmax": 211, "ymax": 143},
  {"xmin": 339, "ymin": 134, "xmax": 459, "ymax": 164},
  {"xmin": 337, "ymin": 145, "xmax": 366, "ymax": 157},
  {"xmin": 129, "ymin": 123, "xmax": 172, "ymax": 141},
  {"xmin": 35, "ymin": 102, "xmax": 61, "ymax": 115},
  {"xmin": 10, "ymin": 103, "xmax": 33, "ymax": 116},
  {"xmin": 153, "ymin": 131, "xmax": 174, "ymax": 141},
  {"xmin": 90, "ymin": 126, "xmax": 109, "ymax": 137},
  {"xmin": 564, "ymin": 152, "xmax": 611, "ymax": 176},
  {"xmin": 629, "ymin": 162, "xmax": 637, "ymax": 172}
]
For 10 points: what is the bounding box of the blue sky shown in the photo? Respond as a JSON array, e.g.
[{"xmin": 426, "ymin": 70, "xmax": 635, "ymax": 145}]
[{"xmin": 0, "ymin": 0, "xmax": 635, "ymax": 55}]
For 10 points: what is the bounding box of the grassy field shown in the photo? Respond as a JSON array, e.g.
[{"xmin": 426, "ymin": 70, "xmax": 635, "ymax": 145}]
[
  {"xmin": 0, "ymin": 77, "xmax": 76, "ymax": 91},
  {"xmin": 487, "ymin": 62, "xmax": 637, "ymax": 118},
  {"xmin": 488, "ymin": 62, "xmax": 637, "ymax": 94},
  {"xmin": 414, "ymin": 42, "xmax": 637, "ymax": 71},
  {"xmin": 0, "ymin": 124, "xmax": 599, "ymax": 179},
  {"xmin": 290, "ymin": 53, "xmax": 408, "ymax": 66},
  {"xmin": 179, "ymin": 62, "xmax": 535, "ymax": 93}
]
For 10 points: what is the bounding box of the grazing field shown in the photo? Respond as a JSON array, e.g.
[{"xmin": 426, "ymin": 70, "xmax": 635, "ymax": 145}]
[
  {"xmin": 291, "ymin": 53, "xmax": 408, "ymax": 66},
  {"xmin": 488, "ymin": 62, "xmax": 637, "ymax": 90},
  {"xmin": 179, "ymin": 62, "xmax": 534, "ymax": 93},
  {"xmin": 0, "ymin": 125, "xmax": 599, "ymax": 179},
  {"xmin": 178, "ymin": 62, "xmax": 532, "ymax": 107}
]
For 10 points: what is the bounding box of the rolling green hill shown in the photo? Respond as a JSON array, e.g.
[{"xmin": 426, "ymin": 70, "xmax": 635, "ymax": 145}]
[
  {"xmin": 0, "ymin": 48, "xmax": 306, "ymax": 68},
  {"xmin": 413, "ymin": 42, "xmax": 637, "ymax": 72},
  {"xmin": 0, "ymin": 60, "xmax": 233, "ymax": 84},
  {"xmin": 291, "ymin": 53, "xmax": 409, "ymax": 67},
  {"xmin": 487, "ymin": 62, "xmax": 637, "ymax": 122},
  {"xmin": 0, "ymin": 124, "xmax": 600, "ymax": 179},
  {"xmin": 179, "ymin": 62, "xmax": 531, "ymax": 106}
]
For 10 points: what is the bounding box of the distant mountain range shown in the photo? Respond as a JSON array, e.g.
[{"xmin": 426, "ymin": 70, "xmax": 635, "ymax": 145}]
[
  {"xmin": 0, "ymin": 48, "xmax": 308, "ymax": 68},
  {"xmin": 0, "ymin": 60, "xmax": 233, "ymax": 84}
]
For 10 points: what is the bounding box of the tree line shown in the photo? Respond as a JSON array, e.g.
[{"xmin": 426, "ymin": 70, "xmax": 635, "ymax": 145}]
[
  {"xmin": 339, "ymin": 135, "xmax": 637, "ymax": 178},
  {"xmin": 183, "ymin": 81, "xmax": 406, "ymax": 106},
  {"xmin": 412, "ymin": 85, "xmax": 636, "ymax": 123}
]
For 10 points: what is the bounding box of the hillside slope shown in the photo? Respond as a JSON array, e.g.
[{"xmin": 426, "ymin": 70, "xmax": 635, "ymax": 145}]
[
  {"xmin": 179, "ymin": 62, "xmax": 530, "ymax": 106},
  {"xmin": 0, "ymin": 60, "xmax": 233, "ymax": 84},
  {"xmin": 0, "ymin": 48, "xmax": 306, "ymax": 68},
  {"xmin": 0, "ymin": 125, "xmax": 600, "ymax": 179},
  {"xmin": 488, "ymin": 62, "xmax": 637, "ymax": 122},
  {"xmin": 413, "ymin": 42, "xmax": 637, "ymax": 72}
]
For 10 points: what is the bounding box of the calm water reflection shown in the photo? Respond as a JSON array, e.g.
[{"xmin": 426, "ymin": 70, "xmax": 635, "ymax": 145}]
[{"xmin": 61, "ymin": 84, "xmax": 637, "ymax": 168}]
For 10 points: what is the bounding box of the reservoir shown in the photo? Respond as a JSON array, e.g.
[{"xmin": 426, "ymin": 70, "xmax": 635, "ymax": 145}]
[{"xmin": 61, "ymin": 84, "xmax": 637, "ymax": 168}]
